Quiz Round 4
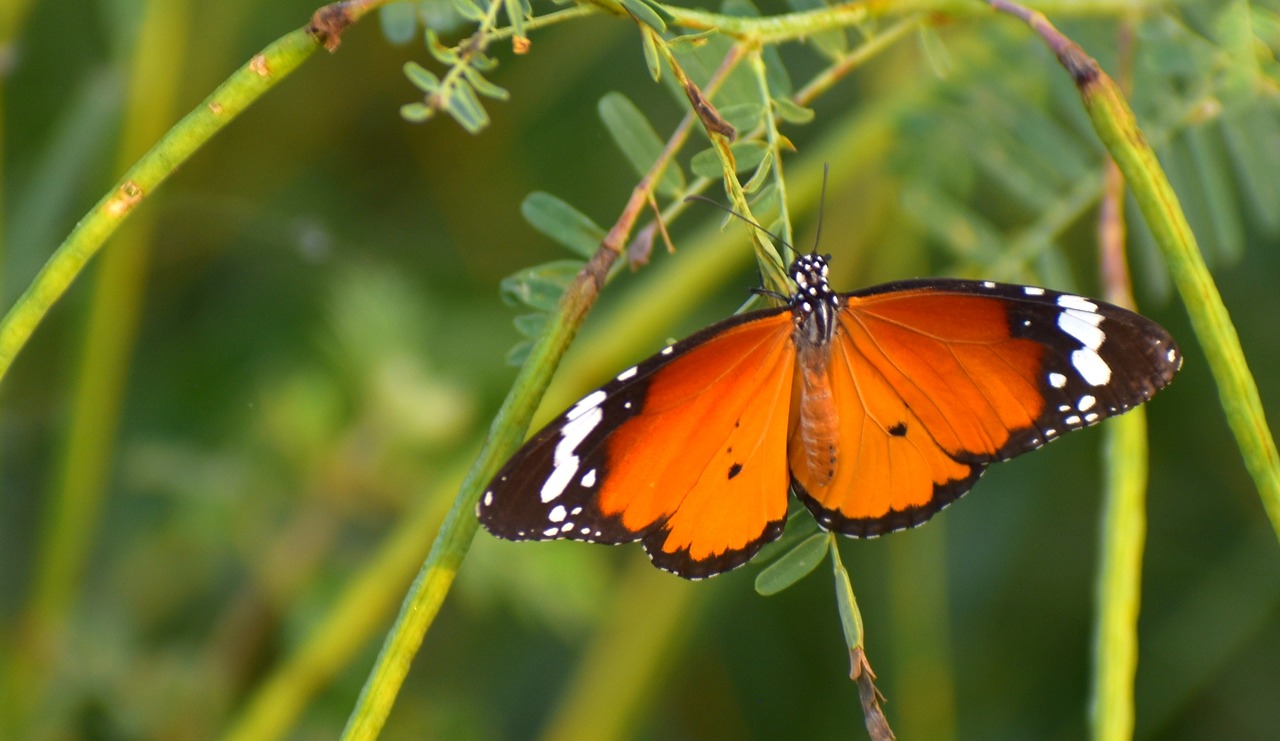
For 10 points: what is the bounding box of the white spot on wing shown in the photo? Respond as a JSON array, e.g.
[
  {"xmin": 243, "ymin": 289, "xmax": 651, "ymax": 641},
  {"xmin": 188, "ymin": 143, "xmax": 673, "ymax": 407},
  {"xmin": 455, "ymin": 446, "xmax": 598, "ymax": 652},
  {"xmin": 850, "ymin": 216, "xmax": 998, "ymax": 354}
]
[
  {"xmin": 567, "ymin": 390, "xmax": 607, "ymax": 421},
  {"xmin": 581, "ymin": 468, "xmax": 597, "ymax": 488},
  {"xmin": 540, "ymin": 402, "xmax": 604, "ymax": 503},
  {"xmin": 1024, "ymin": 286, "xmax": 1046, "ymax": 296},
  {"xmin": 1057, "ymin": 294, "xmax": 1098, "ymax": 312},
  {"xmin": 1049, "ymin": 372, "xmax": 1067, "ymax": 389},
  {"xmin": 1078, "ymin": 394, "xmax": 1097, "ymax": 411},
  {"xmin": 542, "ymin": 527, "xmax": 559, "ymax": 537},
  {"xmin": 483, "ymin": 491, "xmax": 493, "ymax": 507},
  {"xmin": 982, "ymin": 281, "xmax": 996, "ymax": 288},
  {"xmin": 661, "ymin": 346, "xmax": 674, "ymax": 356},
  {"xmin": 1072, "ymin": 348, "xmax": 1113, "ymax": 386},
  {"xmin": 1058, "ymin": 309, "xmax": 1106, "ymax": 350},
  {"xmin": 548, "ymin": 504, "xmax": 567, "ymax": 523},
  {"xmin": 616, "ymin": 365, "xmax": 638, "ymax": 382}
]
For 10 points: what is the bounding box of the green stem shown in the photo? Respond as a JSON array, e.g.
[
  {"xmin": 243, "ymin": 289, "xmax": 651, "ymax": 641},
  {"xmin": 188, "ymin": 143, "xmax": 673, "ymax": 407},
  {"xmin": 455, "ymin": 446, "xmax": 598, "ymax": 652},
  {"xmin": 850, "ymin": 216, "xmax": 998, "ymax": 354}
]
[
  {"xmin": 1, "ymin": 2, "xmax": 194, "ymax": 735},
  {"xmin": 656, "ymin": 0, "xmax": 1162, "ymax": 43},
  {"xmin": 995, "ymin": 2, "xmax": 1280, "ymax": 539},
  {"xmin": 1092, "ymin": 410, "xmax": 1147, "ymax": 741},
  {"xmin": 339, "ymin": 249, "xmax": 621, "ymax": 741},
  {"xmin": 221, "ymin": 457, "xmax": 470, "ymax": 741}
]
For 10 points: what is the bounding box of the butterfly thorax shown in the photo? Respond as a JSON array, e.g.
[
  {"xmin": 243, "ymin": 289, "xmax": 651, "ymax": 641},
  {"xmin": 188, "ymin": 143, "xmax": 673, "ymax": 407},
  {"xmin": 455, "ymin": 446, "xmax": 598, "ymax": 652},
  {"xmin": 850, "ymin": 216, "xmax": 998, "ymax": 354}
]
[{"xmin": 788, "ymin": 254, "xmax": 840, "ymax": 348}]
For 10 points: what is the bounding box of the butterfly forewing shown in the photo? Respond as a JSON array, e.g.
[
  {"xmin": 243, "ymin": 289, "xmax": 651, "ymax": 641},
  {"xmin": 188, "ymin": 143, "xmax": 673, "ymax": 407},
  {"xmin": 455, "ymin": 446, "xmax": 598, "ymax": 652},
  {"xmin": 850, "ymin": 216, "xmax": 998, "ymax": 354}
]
[
  {"xmin": 477, "ymin": 307, "xmax": 797, "ymax": 579},
  {"xmin": 792, "ymin": 278, "xmax": 1181, "ymax": 536}
]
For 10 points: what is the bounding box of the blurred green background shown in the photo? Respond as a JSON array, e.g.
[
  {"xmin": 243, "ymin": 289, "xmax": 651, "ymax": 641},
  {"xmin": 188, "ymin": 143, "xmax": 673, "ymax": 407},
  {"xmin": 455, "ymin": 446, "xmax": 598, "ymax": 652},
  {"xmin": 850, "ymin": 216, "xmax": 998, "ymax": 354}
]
[{"xmin": 2, "ymin": 0, "xmax": 1279, "ymax": 739}]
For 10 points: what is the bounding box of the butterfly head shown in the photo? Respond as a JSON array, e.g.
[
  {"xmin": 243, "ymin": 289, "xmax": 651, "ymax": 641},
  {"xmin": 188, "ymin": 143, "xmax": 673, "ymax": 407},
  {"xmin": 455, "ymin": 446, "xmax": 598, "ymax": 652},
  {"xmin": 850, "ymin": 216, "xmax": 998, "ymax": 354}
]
[{"xmin": 788, "ymin": 253, "xmax": 839, "ymax": 345}]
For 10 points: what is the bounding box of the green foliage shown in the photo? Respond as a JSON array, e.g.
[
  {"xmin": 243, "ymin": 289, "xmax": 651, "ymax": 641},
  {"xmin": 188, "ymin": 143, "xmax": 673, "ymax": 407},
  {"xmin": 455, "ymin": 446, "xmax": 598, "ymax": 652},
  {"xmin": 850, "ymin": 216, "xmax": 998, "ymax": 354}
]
[
  {"xmin": 520, "ymin": 191, "xmax": 606, "ymax": 258},
  {"xmin": 599, "ymin": 92, "xmax": 686, "ymax": 196},
  {"xmin": 754, "ymin": 530, "xmax": 828, "ymax": 595}
]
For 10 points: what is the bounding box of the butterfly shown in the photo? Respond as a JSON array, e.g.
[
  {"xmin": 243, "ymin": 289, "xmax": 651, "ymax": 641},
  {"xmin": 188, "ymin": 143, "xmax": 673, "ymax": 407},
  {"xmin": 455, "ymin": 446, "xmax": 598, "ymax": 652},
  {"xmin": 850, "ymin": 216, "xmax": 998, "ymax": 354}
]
[{"xmin": 477, "ymin": 254, "xmax": 1181, "ymax": 580}]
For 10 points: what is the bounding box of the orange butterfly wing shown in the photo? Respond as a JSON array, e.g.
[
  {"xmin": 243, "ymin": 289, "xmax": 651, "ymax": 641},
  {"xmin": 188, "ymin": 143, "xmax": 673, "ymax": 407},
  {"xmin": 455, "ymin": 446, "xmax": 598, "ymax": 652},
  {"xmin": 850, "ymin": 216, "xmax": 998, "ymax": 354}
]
[
  {"xmin": 790, "ymin": 279, "xmax": 1181, "ymax": 535},
  {"xmin": 478, "ymin": 309, "xmax": 797, "ymax": 579}
]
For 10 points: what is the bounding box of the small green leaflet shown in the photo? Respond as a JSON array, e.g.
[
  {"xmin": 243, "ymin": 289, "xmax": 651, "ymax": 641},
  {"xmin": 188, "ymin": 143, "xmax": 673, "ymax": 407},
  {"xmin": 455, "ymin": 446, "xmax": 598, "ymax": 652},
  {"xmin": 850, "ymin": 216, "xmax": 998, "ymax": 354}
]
[
  {"xmin": 690, "ymin": 140, "xmax": 768, "ymax": 179},
  {"xmin": 521, "ymin": 192, "xmax": 605, "ymax": 259},
  {"xmin": 499, "ymin": 260, "xmax": 583, "ymax": 312},
  {"xmin": 379, "ymin": 2, "xmax": 419, "ymax": 45},
  {"xmin": 599, "ymin": 92, "xmax": 686, "ymax": 197},
  {"xmin": 616, "ymin": 0, "xmax": 666, "ymax": 33},
  {"xmin": 831, "ymin": 539, "xmax": 864, "ymax": 652},
  {"xmin": 754, "ymin": 531, "xmax": 830, "ymax": 596}
]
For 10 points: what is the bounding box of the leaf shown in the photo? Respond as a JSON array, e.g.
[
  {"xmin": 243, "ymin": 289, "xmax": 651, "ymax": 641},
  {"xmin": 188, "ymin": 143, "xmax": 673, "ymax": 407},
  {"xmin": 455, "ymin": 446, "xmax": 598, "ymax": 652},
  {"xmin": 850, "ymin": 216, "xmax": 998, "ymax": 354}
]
[
  {"xmin": 463, "ymin": 65, "xmax": 510, "ymax": 100},
  {"xmin": 426, "ymin": 29, "xmax": 460, "ymax": 64},
  {"xmin": 752, "ymin": 506, "xmax": 819, "ymax": 565},
  {"xmin": 513, "ymin": 312, "xmax": 547, "ymax": 338},
  {"xmin": 1211, "ymin": 0, "xmax": 1260, "ymax": 103},
  {"xmin": 754, "ymin": 532, "xmax": 829, "ymax": 596},
  {"xmin": 419, "ymin": 0, "xmax": 470, "ymax": 32},
  {"xmin": 379, "ymin": 1, "xmax": 419, "ymax": 45},
  {"xmin": 502, "ymin": 0, "xmax": 527, "ymax": 43},
  {"xmin": 762, "ymin": 36, "xmax": 797, "ymax": 96},
  {"xmin": 617, "ymin": 0, "xmax": 666, "ymax": 33},
  {"xmin": 715, "ymin": 101, "xmax": 764, "ymax": 133},
  {"xmin": 400, "ymin": 102, "xmax": 435, "ymax": 122},
  {"xmin": 1221, "ymin": 104, "xmax": 1280, "ymax": 234},
  {"xmin": 403, "ymin": 61, "xmax": 440, "ymax": 93},
  {"xmin": 449, "ymin": 82, "xmax": 491, "ymax": 133},
  {"xmin": 598, "ymin": 92, "xmax": 685, "ymax": 196},
  {"xmin": 773, "ymin": 97, "xmax": 815, "ymax": 124},
  {"xmin": 831, "ymin": 541, "xmax": 863, "ymax": 651},
  {"xmin": 690, "ymin": 140, "xmax": 767, "ymax": 179},
  {"xmin": 521, "ymin": 192, "xmax": 606, "ymax": 258},
  {"xmin": 917, "ymin": 22, "xmax": 954, "ymax": 78},
  {"xmin": 781, "ymin": 0, "xmax": 846, "ymax": 59},
  {"xmin": 641, "ymin": 27, "xmax": 662, "ymax": 82},
  {"xmin": 505, "ymin": 339, "xmax": 534, "ymax": 367},
  {"xmin": 499, "ymin": 260, "xmax": 584, "ymax": 311},
  {"xmin": 742, "ymin": 149, "xmax": 774, "ymax": 193},
  {"xmin": 449, "ymin": 0, "xmax": 488, "ymax": 21}
]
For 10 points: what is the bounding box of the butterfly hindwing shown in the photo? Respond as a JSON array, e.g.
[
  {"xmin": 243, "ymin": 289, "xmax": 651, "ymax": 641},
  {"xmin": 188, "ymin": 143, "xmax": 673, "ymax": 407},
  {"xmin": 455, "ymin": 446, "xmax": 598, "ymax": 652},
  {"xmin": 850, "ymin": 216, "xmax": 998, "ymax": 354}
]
[
  {"xmin": 792, "ymin": 279, "xmax": 1181, "ymax": 536},
  {"xmin": 477, "ymin": 308, "xmax": 797, "ymax": 579}
]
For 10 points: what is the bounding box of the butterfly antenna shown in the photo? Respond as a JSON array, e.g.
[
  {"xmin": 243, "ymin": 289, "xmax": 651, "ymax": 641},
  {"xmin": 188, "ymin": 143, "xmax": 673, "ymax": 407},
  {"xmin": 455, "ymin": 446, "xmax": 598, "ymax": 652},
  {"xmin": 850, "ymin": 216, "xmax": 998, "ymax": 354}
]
[
  {"xmin": 812, "ymin": 163, "xmax": 829, "ymax": 254},
  {"xmin": 683, "ymin": 195, "xmax": 795, "ymax": 259}
]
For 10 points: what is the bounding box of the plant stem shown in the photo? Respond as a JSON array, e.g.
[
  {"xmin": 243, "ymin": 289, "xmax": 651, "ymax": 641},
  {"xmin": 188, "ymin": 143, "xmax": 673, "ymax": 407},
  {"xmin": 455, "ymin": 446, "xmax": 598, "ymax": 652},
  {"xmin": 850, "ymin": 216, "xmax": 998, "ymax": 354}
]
[
  {"xmin": 990, "ymin": 0, "xmax": 1280, "ymax": 540},
  {"xmin": 0, "ymin": 26, "xmax": 325, "ymax": 385}
]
